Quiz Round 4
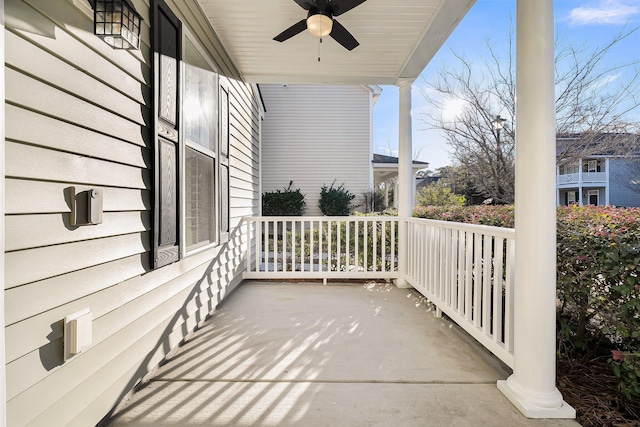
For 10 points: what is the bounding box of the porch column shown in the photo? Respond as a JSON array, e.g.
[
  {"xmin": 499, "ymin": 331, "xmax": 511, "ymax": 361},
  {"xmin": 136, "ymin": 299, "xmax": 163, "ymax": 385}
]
[
  {"xmin": 395, "ymin": 78, "xmax": 414, "ymax": 288},
  {"xmin": 497, "ymin": 0, "xmax": 575, "ymax": 418}
]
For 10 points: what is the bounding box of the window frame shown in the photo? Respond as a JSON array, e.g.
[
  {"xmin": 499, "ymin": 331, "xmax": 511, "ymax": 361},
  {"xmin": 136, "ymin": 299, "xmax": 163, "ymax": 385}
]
[
  {"xmin": 219, "ymin": 77, "xmax": 231, "ymax": 244},
  {"xmin": 180, "ymin": 29, "xmax": 221, "ymax": 256}
]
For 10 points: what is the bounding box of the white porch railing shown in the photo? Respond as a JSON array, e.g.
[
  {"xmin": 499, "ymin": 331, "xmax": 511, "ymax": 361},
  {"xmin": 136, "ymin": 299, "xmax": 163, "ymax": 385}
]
[
  {"xmin": 243, "ymin": 216, "xmax": 399, "ymax": 280},
  {"xmin": 406, "ymin": 218, "xmax": 515, "ymax": 368},
  {"xmin": 242, "ymin": 215, "xmax": 515, "ymax": 369}
]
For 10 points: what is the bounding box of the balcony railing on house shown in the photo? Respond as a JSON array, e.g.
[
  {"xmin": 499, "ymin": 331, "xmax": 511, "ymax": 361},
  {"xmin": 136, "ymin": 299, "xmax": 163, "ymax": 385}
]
[
  {"xmin": 557, "ymin": 171, "xmax": 606, "ymax": 185},
  {"xmin": 243, "ymin": 215, "xmax": 516, "ymax": 369}
]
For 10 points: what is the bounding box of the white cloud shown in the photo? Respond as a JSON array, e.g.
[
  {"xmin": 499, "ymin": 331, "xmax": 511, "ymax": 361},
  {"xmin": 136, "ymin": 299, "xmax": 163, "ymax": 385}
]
[
  {"xmin": 441, "ymin": 97, "xmax": 467, "ymax": 122},
  {"xmin": 568, "ymin": 0, "xmax": 639, "ymax": 25},
  {"xmin": 592, "ymin": 73, "xmax": 622, "ymax": 89}
]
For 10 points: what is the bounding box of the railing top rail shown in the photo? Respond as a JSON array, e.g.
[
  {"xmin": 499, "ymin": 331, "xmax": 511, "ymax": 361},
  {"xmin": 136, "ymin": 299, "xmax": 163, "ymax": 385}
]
[
  {"xmin": 244, "ymin": 216, "xmax": 399, "ymax": 222},
  {"xmin": 407, "ymin": 217, "xmax": 515, "ymax": 239}
]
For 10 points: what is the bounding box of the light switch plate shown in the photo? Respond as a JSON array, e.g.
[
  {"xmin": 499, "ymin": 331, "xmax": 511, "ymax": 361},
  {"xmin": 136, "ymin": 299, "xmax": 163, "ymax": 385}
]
[{"xmin": 64, "ymin": 308, "xmax": 92, "ymax": 361}]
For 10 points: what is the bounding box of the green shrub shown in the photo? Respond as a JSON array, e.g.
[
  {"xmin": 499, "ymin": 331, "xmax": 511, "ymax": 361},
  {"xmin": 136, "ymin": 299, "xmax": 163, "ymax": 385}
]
[
  {"xmin": 416, "ymin": 182, "xmax": 466, "ymax": 207},
  {"xmin": 556, "ymin": 205, "xmax": 640, "ymax": 400},
  {"xmin": 262, "ymin": 181, "xmax": 306, "ymax": 216},
  {"xmin": 319, "ymin": 181, "xmax": 357, "ymax": 216}
]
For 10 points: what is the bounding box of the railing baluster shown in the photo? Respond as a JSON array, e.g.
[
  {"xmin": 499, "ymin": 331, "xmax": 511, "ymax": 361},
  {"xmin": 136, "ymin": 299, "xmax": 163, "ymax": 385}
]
[
  {"xmin": 381, "ymin": 220, "xmax": 387, "ymax": 272},
  {"xmin": 310, "ymin": 220, "xmax": 315, "ymax": 272},
  {"xmin": 465, "ymin": 231, "xmax": 478, "ymax": 320},
  {"xmin": 457, "ymin": 229, "xmax": 463, "ymax": 311},
  {"xmin": 482, "ymin": 235, "xmax": 492, "ymax": 333},
  {"xmin": 354, "ymin": 221, "xmax": 359, "ymax": 271},
  {"xmin": 391, "ymin": 219, "xmax": 398, "ymax": 271},
  {"xmin": 450, "ymin": 228, "xmax": 457, "ymax": 307},
  {"xmin": 505, "ymin": 237, "xmax": 515, "ymax": 353},
  {"xmin": 473, "ymin": 232, "xmax": 482, "ymax": 327},
  {"xmin": 493, "ymin": 237, "xmax": 505, "ymax": 343},
  {"xmin": 363, "ymin": 219, "xmax": 368, "ymax": 271},
  {"xmin": 337, "ymin": 220, "xmax": 342, "ymax": 271},
  {"xmin": 372, "ymin": 219, "xmax": 377, "ymax": 272}
]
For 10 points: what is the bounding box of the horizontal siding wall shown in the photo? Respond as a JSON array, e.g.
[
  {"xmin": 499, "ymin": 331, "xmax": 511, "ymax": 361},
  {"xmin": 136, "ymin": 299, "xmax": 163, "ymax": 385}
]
[
  {"xmin": 609, "ymin": 158, "xmax": 640, "ymax": 207},
  {"xmin": 261, "ymin": 84, "xmax": 372, "ymax": 216},
  {"xmin": 4, "ymin": 0, "xmax": 260, "ymax": 426}
]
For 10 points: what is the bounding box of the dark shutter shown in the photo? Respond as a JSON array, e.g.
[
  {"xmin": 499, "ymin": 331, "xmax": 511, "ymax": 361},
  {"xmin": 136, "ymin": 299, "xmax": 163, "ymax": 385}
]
[{"xmin": 153, "ymin": 0, "xmax": 181, "ymax": 268}]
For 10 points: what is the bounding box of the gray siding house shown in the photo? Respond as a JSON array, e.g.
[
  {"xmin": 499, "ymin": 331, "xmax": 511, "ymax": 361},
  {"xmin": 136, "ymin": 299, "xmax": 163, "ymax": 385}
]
[
  {"xmin": 4, "ymin": 0, "xmax": 260, "ymax": 424},
  {"xmin": 556, "ymin": 134, "xmax": 640, "ymax": 207}
]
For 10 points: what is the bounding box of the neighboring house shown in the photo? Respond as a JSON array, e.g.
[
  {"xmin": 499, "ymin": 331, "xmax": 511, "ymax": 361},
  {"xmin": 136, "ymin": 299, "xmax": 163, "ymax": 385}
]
[
  {"xmin": 556, "ymin": 134, "xmax": 640, "ymax": 207},
  {"xmin": 371, "ymin": 153, "xmax": 429, "ymax": 208},
  {"xmin": 261, "ymin": 84, "xmax": 381, "ymax": 216}
]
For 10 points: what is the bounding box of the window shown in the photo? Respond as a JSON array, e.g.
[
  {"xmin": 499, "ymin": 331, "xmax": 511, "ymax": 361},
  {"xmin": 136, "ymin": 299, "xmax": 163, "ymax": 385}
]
[
  {"xmin": 184, "ymin": 39, "xmax": 218, "ymax": 251},
  {"xmin": 153, "ymin": 1, "xmax": 228, "ymax": 267},
  {"xmin": 567, "ymin": 191, "xmax": 577, "ymax": 204},
  {"xmin": 559, "ymin": 163, "xmax": 578, "ymax": 175},
  {"xmin": 584, "ymin": 160, "xmax": 602, "ymax": 173}
]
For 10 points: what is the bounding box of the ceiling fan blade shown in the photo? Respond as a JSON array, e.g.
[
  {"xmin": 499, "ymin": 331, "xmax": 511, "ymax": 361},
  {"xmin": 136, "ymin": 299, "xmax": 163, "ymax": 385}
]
[
  {"xmin": 293, "ymin": 0, "xmax": 314, "ymax": 10},
  {"xmin": 330, "ymin": 0, "xmax": 367, "ymax": 16},
  {"xmin": 329, "ymin": 19, "xmax": 359, "ymax": 50},
  {"xmin": 274, "ymin": 19, "xmax": 308, "ymax": 42}
]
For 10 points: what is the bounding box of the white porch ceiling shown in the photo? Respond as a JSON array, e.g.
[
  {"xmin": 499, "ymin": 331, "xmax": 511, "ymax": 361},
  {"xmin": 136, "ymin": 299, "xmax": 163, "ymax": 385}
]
[{"xmin": 196, "ymin": 0, "xmax": 476, "ymax": 85}]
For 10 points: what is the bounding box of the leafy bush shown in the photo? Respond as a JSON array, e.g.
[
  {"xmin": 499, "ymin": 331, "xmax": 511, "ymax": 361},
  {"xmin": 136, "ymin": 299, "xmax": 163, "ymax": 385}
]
[
  {"xmin": 319, "ymin": 181, "xmax": 357, "ymax": 216},
  {"xmin": 556, "ymin": 205, "xmax": 640, "ymax": 400},
  {"xmin": 416, "ymin": 182, "xmax": 466, "ymax": 207},
  {"xmin": 262, "ymin": 181, "xmax": 306, "ymax": 216},
  {"xmin": 413, "ymin": 204, "xmax": 514, "ymax": 228}
]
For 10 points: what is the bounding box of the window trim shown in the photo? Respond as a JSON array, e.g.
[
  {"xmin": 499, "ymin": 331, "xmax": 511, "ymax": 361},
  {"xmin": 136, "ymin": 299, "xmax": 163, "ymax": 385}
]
[
  {"xmin": 181, "ymin": 29, "xmax": 221, "ymax": 256},
  {"xmin": 219, "ymin": 77, "xmax": 231, "ymax": 244}
]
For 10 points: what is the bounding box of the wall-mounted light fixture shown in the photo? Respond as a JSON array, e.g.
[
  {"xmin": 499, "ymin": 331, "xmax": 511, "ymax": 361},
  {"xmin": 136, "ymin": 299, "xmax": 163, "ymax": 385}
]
[{"xmin": 90, "ymin": 0, "xmax": 143, "ymax": 50}]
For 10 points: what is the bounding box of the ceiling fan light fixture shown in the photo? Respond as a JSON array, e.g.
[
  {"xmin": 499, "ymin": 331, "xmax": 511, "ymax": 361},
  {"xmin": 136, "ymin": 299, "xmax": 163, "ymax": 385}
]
[{"xmin": 307, "ymin": 12, "xmax": 333, "ymax": 37}]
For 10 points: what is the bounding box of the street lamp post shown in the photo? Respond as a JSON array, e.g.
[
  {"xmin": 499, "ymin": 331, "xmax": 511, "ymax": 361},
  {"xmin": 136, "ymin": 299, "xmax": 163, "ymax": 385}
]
[
  {"xmin": 492, "ymin": 115, "xmax": 507, "ymax": 143},
  {"xmin": 491, "ymin": 115, "xmax": 508, "ymax": 202}
]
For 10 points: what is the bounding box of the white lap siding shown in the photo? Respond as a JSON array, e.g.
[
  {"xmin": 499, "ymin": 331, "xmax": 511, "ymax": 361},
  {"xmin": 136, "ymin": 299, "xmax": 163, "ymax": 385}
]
[
  {"xmin": 261, "ymin": 84, "xmax": 373, "ymax": 216},
  {"xmin": 4, "ymin": 0, "xmax": 259, "ymax": 425}
]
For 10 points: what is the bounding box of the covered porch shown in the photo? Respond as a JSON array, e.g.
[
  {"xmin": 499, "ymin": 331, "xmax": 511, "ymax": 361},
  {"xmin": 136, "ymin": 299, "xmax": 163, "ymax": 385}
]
[
  {"xmin": 106, "ymin": 282, "xmax": 578, "ymax": 426},
  {"xmin": 0, "ymin": 0, "xmax": 577, "ymax": 424}
]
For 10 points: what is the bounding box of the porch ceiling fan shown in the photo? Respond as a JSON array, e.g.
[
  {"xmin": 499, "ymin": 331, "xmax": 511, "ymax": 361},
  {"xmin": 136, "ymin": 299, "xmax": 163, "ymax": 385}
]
[{"xmin": 273, "ymin": 0, "xmax": 367, "ymax": 51}]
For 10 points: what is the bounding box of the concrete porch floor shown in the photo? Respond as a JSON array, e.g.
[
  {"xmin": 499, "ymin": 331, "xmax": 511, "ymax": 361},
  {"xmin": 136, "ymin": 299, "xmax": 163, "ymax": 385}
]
[{"xmin": 106, "ymin": 282, "xmax": 579, "ymax": 426}]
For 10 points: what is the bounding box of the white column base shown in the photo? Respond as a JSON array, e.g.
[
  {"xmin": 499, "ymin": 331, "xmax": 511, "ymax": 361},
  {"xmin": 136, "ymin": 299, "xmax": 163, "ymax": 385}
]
[
  {"xmin": 394, "ymin": 278, "xmax": 413, "ymax": 289},
  {"xmin": 498, "ymin": 377, "xmax": 576, "ymax": 419}
]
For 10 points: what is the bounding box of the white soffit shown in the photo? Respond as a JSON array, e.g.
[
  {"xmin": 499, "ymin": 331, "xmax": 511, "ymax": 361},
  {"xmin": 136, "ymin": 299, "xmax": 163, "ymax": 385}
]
[{"xmin": 197, "ymin": 0, "xmax": 476, "ymax": 85}]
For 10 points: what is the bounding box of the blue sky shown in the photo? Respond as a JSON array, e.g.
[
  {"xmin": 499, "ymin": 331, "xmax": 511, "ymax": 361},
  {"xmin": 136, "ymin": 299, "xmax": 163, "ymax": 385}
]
[{"xmin": 373, "ymin": 0, "xmax": 640, "ymax": 171}]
